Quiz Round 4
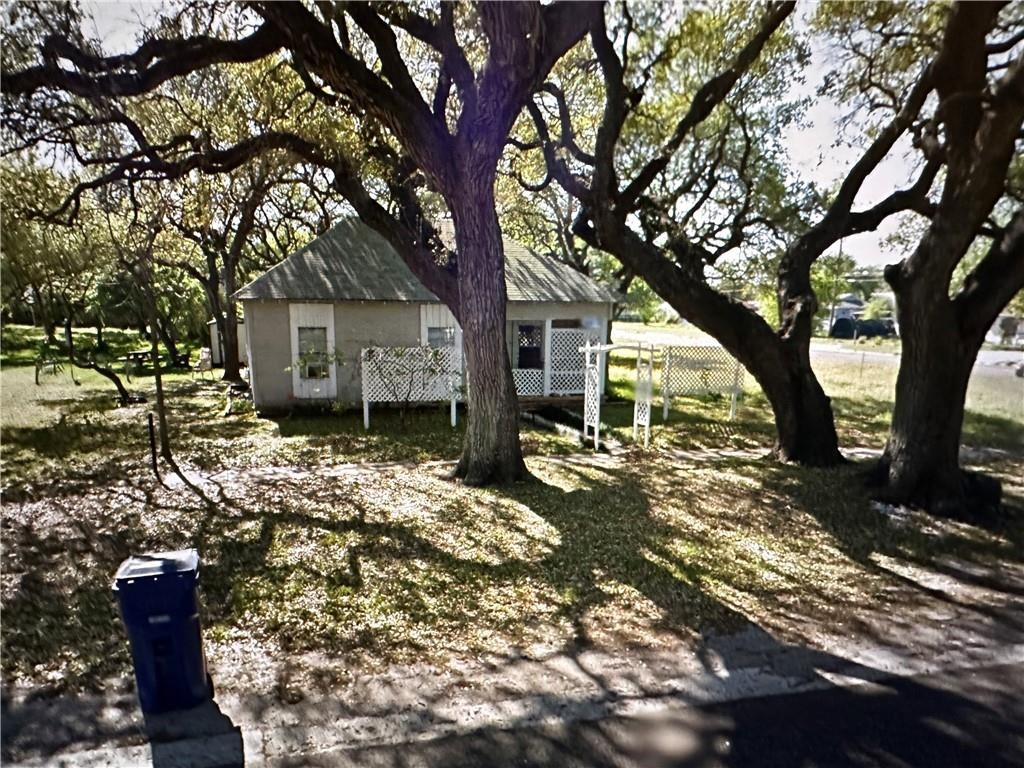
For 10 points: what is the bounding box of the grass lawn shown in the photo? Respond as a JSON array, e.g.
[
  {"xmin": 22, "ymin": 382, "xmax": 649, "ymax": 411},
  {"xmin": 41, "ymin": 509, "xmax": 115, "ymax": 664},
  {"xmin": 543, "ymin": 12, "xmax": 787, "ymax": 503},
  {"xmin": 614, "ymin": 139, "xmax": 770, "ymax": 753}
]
[{"xmin": 2, "ymin": 322, "xmax": 1023, "ymax": 699}]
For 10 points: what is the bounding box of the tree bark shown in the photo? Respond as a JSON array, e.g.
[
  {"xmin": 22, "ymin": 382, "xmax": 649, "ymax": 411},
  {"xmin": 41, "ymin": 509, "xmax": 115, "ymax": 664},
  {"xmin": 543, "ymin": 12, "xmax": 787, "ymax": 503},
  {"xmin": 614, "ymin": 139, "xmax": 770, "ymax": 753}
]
[
  {"xmin": 767, "ymin": 338, "xmax": 842, "ymax": 464},
  {"xmin": 141, "ymin": 260, "xmax": 173, "ymax": 462},
  {"xmin": 155, "ymin": 313, "xmax": 179, "ymax": 362},
  {"xmin": 875, "ymin": 210, "xmax": 1024, "ymax": 518},
  {"xmin": 220, "ymin": 254, "xmax": 242, "ymax": 382},
  {"xmin": 870, "ymin": 0, "xmax": 1024, "ymax": 518},
  {"xmin": 449, "ymin": 182, "xmax": 529, "ymax": 485},
  {"xmin": 774, "ymin": 255, "xmax": 844, "ymax": 463},
  {"xmin": 873, "ymin": 297, "xmax": 987, "ymax": 516}
]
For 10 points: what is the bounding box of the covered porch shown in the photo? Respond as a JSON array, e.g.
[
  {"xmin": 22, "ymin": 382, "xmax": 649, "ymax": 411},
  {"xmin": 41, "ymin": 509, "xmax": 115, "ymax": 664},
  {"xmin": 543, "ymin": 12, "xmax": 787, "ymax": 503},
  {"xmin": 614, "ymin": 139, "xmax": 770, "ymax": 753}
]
[{"xmin": 506, "ymin": 316, "xmax": 606, "ymax": 398}]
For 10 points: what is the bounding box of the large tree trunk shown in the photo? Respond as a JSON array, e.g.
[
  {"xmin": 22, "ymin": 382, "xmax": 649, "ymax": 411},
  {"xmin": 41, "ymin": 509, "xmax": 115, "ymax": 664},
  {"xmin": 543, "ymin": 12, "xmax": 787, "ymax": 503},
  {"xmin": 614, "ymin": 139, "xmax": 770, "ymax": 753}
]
[
  {"xmin": 762, "ymin": 339, "xmax": 842, "ymax": 465},
  {"xmin": 774, "ymin": 260, "xmax": 844, "ymax": 464},
  {"xmin": 141, "ymin": 262, "xmax": 173, "ymax": 462},
  {"xmin": 873, "ymin": 258, "xmax": 1001, "ymax": 518},
  {"xmin": 449, "ymin": 184, "xmax": 529, "ymax": 485},
  {"xmin": 155, "ymin": 314, "xmax": 179, "ymax": 362},
  {"xmin": 220, "ymin": 257, "xmax": 242, "ymax": 382}
]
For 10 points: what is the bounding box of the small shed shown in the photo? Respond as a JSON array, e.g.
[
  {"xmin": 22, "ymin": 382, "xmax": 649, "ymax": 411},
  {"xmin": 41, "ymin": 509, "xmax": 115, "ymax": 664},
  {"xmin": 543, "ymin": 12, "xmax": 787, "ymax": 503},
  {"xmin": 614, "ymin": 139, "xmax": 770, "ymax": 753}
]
[
  {"xmin": 206, "ymin": 319, "xmax": 248, "ymax": 366},
  {"xmin": 234, "ymin": 218, "xmax": 618, "ymax": 410}
]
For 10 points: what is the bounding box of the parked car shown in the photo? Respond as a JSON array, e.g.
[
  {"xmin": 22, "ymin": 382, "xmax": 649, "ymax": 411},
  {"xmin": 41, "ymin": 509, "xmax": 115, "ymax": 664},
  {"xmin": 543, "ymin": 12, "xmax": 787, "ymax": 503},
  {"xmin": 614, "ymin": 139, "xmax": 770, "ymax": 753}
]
[
  {"xmin": 829, "ymin": 317, "xmax": 896, "ymax": 339},
  {"xmin": 855, "ymin": 318, "xmax": 897, "ymax": 338},
  {"xmin": 829, "ymin": 317, "xmax": 856, "ymax": 339}
]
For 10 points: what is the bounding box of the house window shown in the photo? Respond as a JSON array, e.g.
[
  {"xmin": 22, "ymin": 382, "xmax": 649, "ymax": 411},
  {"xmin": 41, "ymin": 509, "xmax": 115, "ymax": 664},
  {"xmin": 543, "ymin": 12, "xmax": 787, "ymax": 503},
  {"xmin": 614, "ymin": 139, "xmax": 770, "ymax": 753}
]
[
  {"xmin": 516, "ymin": 324, "xmax": 543, "ymax": 369},
  {"xmin": 427, "ymin": 326, "xmax": 455, "ymax": 348},
  {"xmin": 297, "ymin": 326, "xmax": 329, "ymax": 379}
]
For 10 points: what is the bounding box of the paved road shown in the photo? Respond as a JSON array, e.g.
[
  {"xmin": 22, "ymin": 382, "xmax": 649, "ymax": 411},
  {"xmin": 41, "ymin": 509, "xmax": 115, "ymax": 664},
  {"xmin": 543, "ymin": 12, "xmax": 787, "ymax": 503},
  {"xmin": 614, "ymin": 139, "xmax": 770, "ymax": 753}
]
[
  {"xmin": 810, "ymin": 342, "xmax": 1024, "ymax": 371},
  {"xmin": 306, "ymin": 663, "xmax": 1024, "ymax": 768}
]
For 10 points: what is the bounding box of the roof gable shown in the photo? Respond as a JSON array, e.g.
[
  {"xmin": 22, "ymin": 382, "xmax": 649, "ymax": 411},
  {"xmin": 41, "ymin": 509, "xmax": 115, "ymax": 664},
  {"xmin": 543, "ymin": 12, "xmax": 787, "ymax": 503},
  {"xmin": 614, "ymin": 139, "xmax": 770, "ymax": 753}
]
[{"xmin": 236, "ymin": 218, "xmax": 618, "ymax": 305}]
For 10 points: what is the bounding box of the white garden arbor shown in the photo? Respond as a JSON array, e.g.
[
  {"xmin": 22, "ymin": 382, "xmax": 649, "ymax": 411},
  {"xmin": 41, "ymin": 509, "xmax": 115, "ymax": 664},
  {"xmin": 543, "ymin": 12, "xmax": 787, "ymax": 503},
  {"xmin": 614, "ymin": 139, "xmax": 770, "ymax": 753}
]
[
  {"xmin": 581, "ymin": 341, "xmax": 657, "ymax": 449},
  {"xmin": 581, "ymin": 341, "xmax": 745, "ymax": 451}
]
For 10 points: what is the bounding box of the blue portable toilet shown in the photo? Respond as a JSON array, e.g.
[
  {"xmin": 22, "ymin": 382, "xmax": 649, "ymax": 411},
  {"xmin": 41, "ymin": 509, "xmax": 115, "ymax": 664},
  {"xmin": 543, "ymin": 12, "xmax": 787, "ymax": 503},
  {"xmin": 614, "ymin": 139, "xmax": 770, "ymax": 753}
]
[{"xmin": 113, "ymin": 549, "xmax": 211, "ymax": 714}]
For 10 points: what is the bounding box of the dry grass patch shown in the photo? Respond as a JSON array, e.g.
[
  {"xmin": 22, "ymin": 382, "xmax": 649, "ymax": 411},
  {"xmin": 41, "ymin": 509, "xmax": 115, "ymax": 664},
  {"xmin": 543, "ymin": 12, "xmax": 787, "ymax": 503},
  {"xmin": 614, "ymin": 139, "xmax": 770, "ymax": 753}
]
[{"xmin": 4, "ymin": 451, "xmax": 1021, "ymax": 698}]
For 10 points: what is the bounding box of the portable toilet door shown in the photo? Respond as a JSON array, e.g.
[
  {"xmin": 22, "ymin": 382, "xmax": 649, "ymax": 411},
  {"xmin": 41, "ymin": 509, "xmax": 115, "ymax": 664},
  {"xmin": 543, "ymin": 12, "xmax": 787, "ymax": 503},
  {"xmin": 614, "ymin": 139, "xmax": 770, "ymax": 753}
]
[
  {"xmin": 207, "ymin": 319, "xmax": 223, "ymax": 365},
  {"xmin": 207, "ymin": 319, "xmax": 247, "ymax": 366}
]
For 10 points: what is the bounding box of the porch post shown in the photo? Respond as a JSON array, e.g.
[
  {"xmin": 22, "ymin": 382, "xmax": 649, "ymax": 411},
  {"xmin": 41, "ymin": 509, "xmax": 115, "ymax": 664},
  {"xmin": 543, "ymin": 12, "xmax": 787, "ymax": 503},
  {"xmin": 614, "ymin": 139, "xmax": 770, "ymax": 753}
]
[
  {"xmin": 598, "ymin": 317, "xmax": 608, "ymax": 396},
  {"xmin": 542, "ymin": 318, "xmax": 552, "ymax": 396}
]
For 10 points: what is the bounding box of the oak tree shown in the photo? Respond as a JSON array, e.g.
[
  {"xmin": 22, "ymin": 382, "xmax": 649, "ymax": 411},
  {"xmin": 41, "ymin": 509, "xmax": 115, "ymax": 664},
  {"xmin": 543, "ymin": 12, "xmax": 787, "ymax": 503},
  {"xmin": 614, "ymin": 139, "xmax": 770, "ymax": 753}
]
[{"xmin": 2, "ymin": 2, "xmax": 601, "ymax": 485}]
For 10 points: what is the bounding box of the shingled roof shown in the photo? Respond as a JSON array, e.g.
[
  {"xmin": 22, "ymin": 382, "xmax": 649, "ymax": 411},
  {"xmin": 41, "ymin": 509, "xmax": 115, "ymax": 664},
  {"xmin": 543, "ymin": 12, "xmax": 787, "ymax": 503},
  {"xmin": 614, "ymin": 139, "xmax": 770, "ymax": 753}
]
[{"xmin": 235, "ymin": 218, "xmax": 618, "ymax": 304}]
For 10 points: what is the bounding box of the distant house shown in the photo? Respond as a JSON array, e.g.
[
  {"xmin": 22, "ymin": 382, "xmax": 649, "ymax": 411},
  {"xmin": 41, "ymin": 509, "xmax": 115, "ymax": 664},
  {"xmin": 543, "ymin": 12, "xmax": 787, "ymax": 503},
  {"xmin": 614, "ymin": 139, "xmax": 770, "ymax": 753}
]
[
  {"xmin": 235, "ymin": 219, "xmax": 618, "ymax": 410},
  {"xmin": 832, "ymin": 293, "xmax": 864, "ymax": 322}
]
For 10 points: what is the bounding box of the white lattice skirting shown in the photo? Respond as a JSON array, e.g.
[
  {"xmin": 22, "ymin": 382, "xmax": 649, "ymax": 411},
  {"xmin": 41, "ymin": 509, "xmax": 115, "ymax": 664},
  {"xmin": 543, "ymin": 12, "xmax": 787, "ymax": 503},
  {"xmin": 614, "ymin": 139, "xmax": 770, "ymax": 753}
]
[
  {"xmin": 547, "ymin": 329, "xmax": 601, "ymax": 396},
  {"xmin": 513, "ymin": 368, "xmax": 544, "ymax": 397}
]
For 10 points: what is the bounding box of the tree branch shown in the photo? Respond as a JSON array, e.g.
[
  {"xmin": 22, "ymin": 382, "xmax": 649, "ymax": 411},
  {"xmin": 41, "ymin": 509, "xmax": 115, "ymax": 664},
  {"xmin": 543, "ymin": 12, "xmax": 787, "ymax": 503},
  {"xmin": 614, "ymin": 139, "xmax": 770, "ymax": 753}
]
[
  {"xmin": 953, "ymin": 207, "xmax": 1024, "ymax": 339},
  {"xmin": 619, "ymin": 2, "xmax": 795, "ymax": 208},
  {"xmin": 3, "ymin": 22, "xmax": 282, "ymax": 98}
]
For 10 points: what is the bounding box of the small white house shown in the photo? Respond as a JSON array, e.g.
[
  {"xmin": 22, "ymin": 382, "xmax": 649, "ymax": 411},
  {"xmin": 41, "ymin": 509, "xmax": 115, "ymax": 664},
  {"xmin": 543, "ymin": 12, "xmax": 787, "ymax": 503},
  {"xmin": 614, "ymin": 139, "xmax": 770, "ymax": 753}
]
[
  {"xmin": 206, "ymin": 319, "xmax": 247, "ymax": 366},
  {"xmin": 234, "ymin": 219, "xmax": 619, "ymax": 410}
]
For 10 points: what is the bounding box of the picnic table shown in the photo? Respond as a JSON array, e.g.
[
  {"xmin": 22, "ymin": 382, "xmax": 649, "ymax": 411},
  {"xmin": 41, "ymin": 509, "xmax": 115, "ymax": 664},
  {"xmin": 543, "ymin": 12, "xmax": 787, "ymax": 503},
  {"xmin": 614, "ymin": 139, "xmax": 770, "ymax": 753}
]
[
  {"xmin": 119, "ymin": 350, "xmax": 191, "ymax": 379},
  {"xmin": 120, "ymin": 350, "xmax": 151, "ymax": 381}
]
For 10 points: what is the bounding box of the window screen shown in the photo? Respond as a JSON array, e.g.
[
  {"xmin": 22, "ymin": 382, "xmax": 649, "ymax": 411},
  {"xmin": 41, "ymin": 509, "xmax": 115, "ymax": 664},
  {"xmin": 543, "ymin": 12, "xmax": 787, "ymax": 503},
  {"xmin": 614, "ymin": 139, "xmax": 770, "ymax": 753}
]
[
  {"xmin": 298, "ymin": 326, "xmax": 329, "ymax": 379},
  {"xmin": 427, "ymin": 326, "xmax": 455, "ymax": 348}
]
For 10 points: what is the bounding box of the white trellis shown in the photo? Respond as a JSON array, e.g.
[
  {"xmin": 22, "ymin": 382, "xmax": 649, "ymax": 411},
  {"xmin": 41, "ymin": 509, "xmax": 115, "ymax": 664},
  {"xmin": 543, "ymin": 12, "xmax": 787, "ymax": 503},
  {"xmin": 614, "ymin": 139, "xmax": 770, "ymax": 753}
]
[
  {"xmin": 661, "ymin": 345, "xmax": 744, "ymax": 421},
  {"xmin": 361, "ymin": 345, "xmax": 463, "ymax": 429},
  {"xmin": 633, "ymin": 348, "xmax": 654, "ymax": 448},
  {"xmin": 581, "ymin": 341, "xmax": 655, "ymax": 450}
]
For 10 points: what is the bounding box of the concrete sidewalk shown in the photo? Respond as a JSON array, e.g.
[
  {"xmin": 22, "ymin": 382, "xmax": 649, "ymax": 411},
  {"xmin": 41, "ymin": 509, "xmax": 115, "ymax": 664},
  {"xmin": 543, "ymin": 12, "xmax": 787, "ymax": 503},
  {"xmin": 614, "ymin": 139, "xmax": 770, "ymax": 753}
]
[{"xmin": 6, "ymin": 624, "xmax": 1024, "ymax": 767}]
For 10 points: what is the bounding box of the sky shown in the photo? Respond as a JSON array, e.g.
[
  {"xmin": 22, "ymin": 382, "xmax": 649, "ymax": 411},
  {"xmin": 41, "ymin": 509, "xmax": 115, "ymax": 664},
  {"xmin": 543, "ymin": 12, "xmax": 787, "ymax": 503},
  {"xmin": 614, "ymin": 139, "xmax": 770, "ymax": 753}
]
[
  {"xmin": 83, "ymin": 1, "xmax": 921, "ymax": 270},
  {"xmin": 780, "ymin": 4, "xmax": 924, "ymax": 269}
]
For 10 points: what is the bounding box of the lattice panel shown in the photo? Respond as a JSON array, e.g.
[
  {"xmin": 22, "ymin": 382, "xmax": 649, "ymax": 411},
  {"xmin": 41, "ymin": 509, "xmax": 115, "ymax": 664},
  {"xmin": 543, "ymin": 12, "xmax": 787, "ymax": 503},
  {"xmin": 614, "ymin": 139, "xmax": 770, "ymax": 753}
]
[
  {"xmin": 635, "ymin": 399, "xmax": 651, "ymax": 427},
  {"xmin": 549, "ymin": 329, "xmax": 601, "ymax": 395},
  {"xmin": 662, "ymin": 345, "xmax": 744, "ymax": 398},
  {"xmin": 513, "ymin": 368, "xmax": 544, "ymax": 396},
  {"xmin": 584, "ymin": 363, "xmax": 600, "ymax": 428},
  {"xmin": 550, "ymin": 371, "xmax": 584, "ymax": 395},
  {"xmin": 361, "ymin": 346, "xmax": 462, "ymax": 403},
  {"xmin": 633, "ymin": 358, "xmax": 653, "ymax": 447},
  {"xmin": 636, "ymin": 361, "xmax": 653, "ymax": 419}
]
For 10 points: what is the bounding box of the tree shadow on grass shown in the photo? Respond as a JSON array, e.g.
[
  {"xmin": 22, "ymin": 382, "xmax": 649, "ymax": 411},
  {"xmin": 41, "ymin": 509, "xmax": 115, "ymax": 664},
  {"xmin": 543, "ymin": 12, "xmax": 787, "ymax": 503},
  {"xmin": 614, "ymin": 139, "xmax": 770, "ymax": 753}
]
[
  {"xmin": 227, "ymin": 463, "xmax": 1021, "ymax": 766},
  {"xmin": 490, "ymin": 466, "xmax": 746, "ymax": 646},
  {"xmin": 5, "ymin": 456, "xmax": 1024, "ymax": 765},
  {"xmin": 756, "ymin": 458, "xmax": 1024, "ymax": 641}
]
